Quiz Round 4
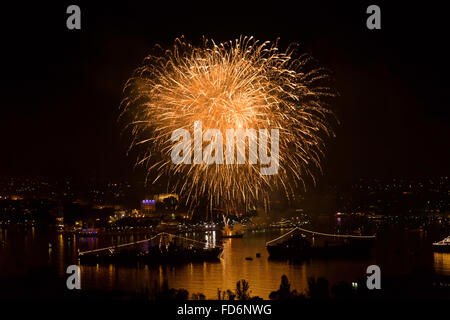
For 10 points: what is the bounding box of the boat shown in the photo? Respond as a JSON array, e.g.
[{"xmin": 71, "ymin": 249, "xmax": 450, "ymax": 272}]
[
  {"xmin": 266, "ymin": 227, "xmax": 375, "ymax": 260},
  {"xmin": 433, "ymin": 236, "xmax": 450, "ymax": 253},
  {"xmin": 78, "ymin": 233, "xmax": 223, "ymax": 265},
  {"xmin": 311, "ymin": 236, "xmax": 374, "ymax": 258},
  {"xmin": 79, "ymin": 244, "xmax": 223, "ymax": 265},
  {"xmin": 266, "ymin": 232, "xmax": 311, "ymax": 260}
]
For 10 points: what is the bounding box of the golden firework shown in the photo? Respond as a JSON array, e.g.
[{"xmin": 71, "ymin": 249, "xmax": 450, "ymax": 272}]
[{"xmin": 121, "ymin": 36, "xmax": 336, "ymax": 216}]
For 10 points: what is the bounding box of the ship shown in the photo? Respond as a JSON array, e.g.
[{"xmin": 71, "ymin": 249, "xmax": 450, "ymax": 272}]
[
  {"xmin": 433, "ymin": 236, "xmax": 450, "ymax": 253},
  {"xmin": 266, "ymin": 227, "xmax": 375, "ymax": 260},
  {"xmin": 266, "ymin": 232, "xmax": 311, "ymax": 259},
  {"xmin": 78, "ymin": 233, "xmax": 223, "ymax": 265}
]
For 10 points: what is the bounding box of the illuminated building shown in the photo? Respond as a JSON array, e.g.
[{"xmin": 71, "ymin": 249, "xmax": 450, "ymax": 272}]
[{"xmin": 141, "ymin": 199, "xmax": 156, "ymax": 215}]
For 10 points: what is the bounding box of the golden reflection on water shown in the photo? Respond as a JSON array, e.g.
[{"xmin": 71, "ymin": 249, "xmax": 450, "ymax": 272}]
[
  {"xmin": 86, "ymin": 234, "xmax": 368, "ymax": 299},
  {"xmin": 433, "ymin": 252, "xmax": 450, "ymax": 276},
  {"xmin": 57, "ymin": 234, "xmax": 64, "ymax": 277},
  {"xmin": 74, "ymin": 230, "xmax": 446, "ymax": 299},
  {"xmin": 3, "ymin": 226, "xmax": 449, "ymax": 298},
  {"xmin": 108, "ymin": 264, "xmax": 114, "ymax": 291},
  {"xmin": 80, "ymin": 230, "xmax": 373, "ymax": 299}
]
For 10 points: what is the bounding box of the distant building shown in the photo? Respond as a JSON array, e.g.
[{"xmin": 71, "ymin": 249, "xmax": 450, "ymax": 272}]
[{"xmin": 141, "ymin": 199, "xmax": 156, "ymax": 215}]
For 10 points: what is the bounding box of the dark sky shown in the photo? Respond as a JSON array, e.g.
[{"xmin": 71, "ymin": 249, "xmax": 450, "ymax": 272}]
[{"xmin": 1, "ymin": 1, "xmax": 449, "ymax": 184}]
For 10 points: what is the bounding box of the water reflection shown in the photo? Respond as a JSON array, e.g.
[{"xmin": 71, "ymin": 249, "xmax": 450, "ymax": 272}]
[
  {"xmin": 79, "ymin": 230, "xmax": 370, "ymax": 298},
  {"xmin": 204, "ymin": 231, "xmax": 216, "ymax": 248},
  {"xmin": 0, "ymin": 226, "xmax": 449, "ymax": 299},
  {"xmin": 433, "ymin": 252, "xmax": 450, "ymax": 276},
  {"xmin": 57, "ymin": 234, "xmax": 64, "ymax": 277}
]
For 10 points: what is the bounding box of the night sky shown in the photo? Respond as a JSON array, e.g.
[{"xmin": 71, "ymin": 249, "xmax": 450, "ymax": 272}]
[{"xmin": 1, "ymin": 1, "xmax": 449, "ymax": 184}]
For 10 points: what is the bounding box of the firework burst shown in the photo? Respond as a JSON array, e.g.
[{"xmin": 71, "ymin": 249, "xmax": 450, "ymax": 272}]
[{"xmin": 121, "ymin": 36, "xmax": 336, "ymax": 216}]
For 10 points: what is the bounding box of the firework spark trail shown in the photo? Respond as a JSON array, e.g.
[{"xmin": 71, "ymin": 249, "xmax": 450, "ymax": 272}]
[{"xmin": 121, "ymin": 36, "xmax": 337, "ymax": 215}]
